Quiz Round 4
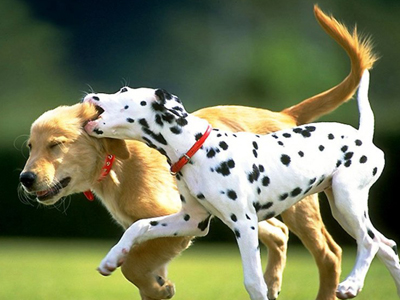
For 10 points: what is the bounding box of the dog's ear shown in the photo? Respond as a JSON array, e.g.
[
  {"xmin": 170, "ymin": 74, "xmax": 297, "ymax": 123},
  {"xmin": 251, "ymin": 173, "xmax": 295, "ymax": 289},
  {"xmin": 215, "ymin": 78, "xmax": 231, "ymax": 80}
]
[
  {"xmin": 155, "ymin": 89, "xmax": 173, "ymax": 103},
  {"xmin": 78, "ymin": 102, "xmax": 99, "ymax": 124},
  {"xmin": 103, "ymin": 138, "xmax": 130, "ymax": 160}
]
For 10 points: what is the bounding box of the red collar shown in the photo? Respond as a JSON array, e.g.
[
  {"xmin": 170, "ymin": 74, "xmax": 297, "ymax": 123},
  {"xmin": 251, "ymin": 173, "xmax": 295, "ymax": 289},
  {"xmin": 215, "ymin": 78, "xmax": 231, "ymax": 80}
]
[
  {"xmin": 83, "ymin": 154, "xmax": 115, "ymax": 201},
  {"xmin": 170, "ymin": 125, "xmax": 213, "ymax": 176}
]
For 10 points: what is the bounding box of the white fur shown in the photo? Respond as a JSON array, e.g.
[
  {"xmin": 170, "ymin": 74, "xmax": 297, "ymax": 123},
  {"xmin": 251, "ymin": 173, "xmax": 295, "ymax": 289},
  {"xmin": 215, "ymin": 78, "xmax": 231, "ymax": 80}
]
[{"xmin": 84, "ymin": 71, "xmax": 400, "ymax": 300}]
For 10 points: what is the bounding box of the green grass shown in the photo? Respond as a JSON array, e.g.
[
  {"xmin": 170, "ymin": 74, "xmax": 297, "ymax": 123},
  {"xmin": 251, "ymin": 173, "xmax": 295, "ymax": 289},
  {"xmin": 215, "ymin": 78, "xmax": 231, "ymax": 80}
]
[{"xmin": 0, "ymin": 238, "xmax": 398, "ymax": 299}]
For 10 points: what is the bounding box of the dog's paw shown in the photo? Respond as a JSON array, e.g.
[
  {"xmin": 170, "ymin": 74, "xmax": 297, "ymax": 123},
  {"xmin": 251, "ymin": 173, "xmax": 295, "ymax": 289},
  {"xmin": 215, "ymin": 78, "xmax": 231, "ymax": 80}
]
[
  {"xmin": 97, "ymin": 246, "xmax": 129, "ymax": 276},
  {"xmin": 336, "ymin": 279, "xmax": 362, "ymax": 299}
]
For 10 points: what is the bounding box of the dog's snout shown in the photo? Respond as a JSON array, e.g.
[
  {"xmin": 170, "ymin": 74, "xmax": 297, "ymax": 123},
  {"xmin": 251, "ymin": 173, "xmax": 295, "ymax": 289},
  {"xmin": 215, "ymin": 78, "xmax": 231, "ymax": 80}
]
[{"xmin": 19, "ymin": 172, "xmax": 37, "ymax": 188}]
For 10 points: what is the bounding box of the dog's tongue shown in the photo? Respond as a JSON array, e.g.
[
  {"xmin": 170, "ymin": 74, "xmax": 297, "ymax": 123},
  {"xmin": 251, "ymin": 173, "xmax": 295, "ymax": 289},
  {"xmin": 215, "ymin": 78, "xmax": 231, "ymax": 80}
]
[{"xmin": 36, "ymin": 190, "xmax": 49, "ymax": 197}]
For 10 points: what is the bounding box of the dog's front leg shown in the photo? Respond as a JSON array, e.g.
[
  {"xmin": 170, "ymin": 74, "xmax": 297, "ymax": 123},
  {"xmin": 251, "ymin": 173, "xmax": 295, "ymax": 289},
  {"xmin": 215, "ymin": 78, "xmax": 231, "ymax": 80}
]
[{"xmin": 98, "ymin": 193, "xmax": 211, "ymax": 276}]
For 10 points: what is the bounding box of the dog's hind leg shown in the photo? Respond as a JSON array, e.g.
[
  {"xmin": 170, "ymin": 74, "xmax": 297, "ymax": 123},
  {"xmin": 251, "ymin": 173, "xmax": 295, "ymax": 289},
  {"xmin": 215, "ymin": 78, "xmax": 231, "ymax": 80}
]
[
  {"xmin": 258, "ymin": 219, "xmax": 289, "ymax": 300},
  {"xmin": 364, "ymin": 218, "xmax": 400, "ymax": 297},
  {"xmin": 281, "ymin": 195, "xmax": 341, "ymax": 300},
  {"xmin": 325, "ymin": 187, "xmax": 380, "ymax": 299}
]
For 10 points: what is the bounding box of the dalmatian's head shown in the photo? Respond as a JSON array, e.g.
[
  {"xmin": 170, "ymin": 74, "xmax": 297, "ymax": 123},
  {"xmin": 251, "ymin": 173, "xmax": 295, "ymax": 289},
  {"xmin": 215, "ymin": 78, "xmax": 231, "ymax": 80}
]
[{"xmin": 83, "ymin": 87, "xmax": 189, "ymax": 143}]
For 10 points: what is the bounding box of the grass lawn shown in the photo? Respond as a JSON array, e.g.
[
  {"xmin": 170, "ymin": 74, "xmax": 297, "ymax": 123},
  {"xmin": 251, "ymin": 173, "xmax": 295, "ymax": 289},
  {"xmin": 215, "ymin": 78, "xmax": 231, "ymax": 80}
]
[{"xmin": 0, "ymin": 238, "xmax": 397, "ymax": 299}]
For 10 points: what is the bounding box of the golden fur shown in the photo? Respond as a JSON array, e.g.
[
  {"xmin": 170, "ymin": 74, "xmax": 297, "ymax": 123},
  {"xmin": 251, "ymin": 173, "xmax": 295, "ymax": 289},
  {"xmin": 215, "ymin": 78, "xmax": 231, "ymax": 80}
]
[{"xmin": 21, "ymin": 6, "xmax": 376, "ymax": 300}]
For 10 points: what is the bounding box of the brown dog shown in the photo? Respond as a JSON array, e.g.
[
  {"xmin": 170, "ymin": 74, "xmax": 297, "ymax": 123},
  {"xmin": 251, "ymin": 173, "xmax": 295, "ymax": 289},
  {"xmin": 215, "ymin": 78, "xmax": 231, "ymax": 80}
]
[{"xmin": 19, "ymin": 6, "xmax": 376, "ymax": 300}]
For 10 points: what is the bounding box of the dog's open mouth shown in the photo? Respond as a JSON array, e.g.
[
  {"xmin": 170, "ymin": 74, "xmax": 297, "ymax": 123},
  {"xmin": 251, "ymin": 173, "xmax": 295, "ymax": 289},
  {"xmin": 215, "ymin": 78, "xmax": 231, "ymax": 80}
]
[
  {"xmin": 92, "ymin": 105, "xmax": 104, "ymax": 121},
  {"xmin": 36, "ymin": 177, "xmax": 71, "ymax": 201}
]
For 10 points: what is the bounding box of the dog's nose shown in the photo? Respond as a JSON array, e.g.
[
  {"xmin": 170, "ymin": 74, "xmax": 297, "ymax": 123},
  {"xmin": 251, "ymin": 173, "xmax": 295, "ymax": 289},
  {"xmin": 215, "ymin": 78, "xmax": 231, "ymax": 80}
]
[{"xmin": 19, "ymin": 172, "xmax": 37, "ymax": 188}]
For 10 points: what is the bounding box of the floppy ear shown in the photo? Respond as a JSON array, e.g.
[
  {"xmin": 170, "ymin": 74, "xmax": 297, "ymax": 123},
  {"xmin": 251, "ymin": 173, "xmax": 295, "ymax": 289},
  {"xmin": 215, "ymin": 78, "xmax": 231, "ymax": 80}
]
[
  {"xmin": 78, "ymin": 102, "xmax": 99, "ymax": 124},
  {"xmin": 155, "ymin": 88, "xmax": 173, "ymax": 103},
  {"xmin": 103, "ymin": 138, "xmax": 130, "ymax": 160}
]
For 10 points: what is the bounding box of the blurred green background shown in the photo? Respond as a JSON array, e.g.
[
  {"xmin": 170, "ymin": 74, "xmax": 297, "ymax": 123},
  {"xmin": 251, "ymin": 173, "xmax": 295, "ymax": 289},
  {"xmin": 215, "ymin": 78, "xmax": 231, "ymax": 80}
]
[
  {"xmin": 1, "ymin": 0, "xmax": 400, "ymax": 299},
  {"xmin": 2, "ymin": 0, "xmax": 400, "ymax": 250}
]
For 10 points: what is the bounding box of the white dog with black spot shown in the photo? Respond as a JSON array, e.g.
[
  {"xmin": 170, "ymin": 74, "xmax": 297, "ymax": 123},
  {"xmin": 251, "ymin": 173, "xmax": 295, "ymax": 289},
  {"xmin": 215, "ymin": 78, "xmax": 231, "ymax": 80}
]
[{"xmin": 83, "ymin": 71, "xmax": 400, "ymax": 300}]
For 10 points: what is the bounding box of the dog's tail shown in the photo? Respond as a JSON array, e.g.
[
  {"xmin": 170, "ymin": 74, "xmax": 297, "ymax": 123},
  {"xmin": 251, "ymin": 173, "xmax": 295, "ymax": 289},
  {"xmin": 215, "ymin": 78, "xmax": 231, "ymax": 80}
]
[
  {"xmin": 357, "ymin": 70, "xmax": 374, "ymax": 141},
  {"xmin": 281, "ymin": 5, "xmax": 378, "ymax": 125}
]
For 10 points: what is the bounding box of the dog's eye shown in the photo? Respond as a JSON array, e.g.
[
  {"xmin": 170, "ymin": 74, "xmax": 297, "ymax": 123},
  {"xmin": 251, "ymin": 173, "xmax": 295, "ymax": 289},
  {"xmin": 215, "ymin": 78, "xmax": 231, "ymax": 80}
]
[
  {"xmin": 120, "ymin": 87, "xmax": 128, "ymax": 93},
  {"xmin": 49, "ymin": 141, "xmax": 64, "ymax": 149}
]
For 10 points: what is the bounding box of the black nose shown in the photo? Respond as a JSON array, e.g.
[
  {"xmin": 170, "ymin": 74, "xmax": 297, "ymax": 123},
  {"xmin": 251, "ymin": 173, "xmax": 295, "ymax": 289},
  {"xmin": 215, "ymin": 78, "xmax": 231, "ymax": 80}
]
[{"xmin": 20, "ymin": 172, "xmax": 37, "ymax": 188}]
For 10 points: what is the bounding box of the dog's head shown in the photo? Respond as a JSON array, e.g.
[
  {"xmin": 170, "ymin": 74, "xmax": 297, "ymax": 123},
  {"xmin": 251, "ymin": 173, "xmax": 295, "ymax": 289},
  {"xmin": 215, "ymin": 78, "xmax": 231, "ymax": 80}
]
[
  {"xmin": 83, "ymin": 87, "xmax": 189, "ymax": 143},
  {"xmin": 19, "ymin": 103, "xmax": 129, "ymax": 205}
]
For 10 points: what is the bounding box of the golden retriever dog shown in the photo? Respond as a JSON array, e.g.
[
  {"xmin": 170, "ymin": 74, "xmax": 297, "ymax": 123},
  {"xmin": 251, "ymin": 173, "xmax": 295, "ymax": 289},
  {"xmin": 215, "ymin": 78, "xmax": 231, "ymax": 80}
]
[{"xmin": 19, "ymin": 6, "xmax": 376, "ymax": 300}]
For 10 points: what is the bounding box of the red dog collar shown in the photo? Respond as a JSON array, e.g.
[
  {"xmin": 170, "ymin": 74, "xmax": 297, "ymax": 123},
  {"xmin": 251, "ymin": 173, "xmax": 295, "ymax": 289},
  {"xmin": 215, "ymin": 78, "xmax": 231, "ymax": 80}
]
[
  {"xmin": 83, "ymin": 154, "xmax": 115, "ymax": 201},
  {"xmin": 170, "ymin": 125, "xmax": 212, "ymax": 175}
]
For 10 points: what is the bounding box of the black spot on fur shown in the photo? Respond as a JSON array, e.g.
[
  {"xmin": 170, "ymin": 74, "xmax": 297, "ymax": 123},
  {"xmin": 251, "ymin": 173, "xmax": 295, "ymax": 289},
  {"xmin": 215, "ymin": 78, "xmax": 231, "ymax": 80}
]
[
  {"xmin": 127, "ymin": 118, "xmax": 134, "ymax": 123},
  {"xmin": 309, "ymin": 178, "xmax": 316, "ymax": 185},
  {"xmin": 234, "ymin": 229, "xmax": 241, "ymax": 238},
  {"xmin": 231, "ymin": 214, "xmax": 237, "ymax": 222},
  {"xmin": 372, "ymin": 167, "xmax": 378, "ymax": 176},
  {"xmin": 197, "ymin": 193, "xmax": 205, "ymax": 200},
  {"xmin": 180, "ymin": 195, "xmax": 186, "ymax": 203},
  {"xmin": 197, "ymin": 215, "xmax": 211, "ymax": 231},
  {"xmin": 264, "ymin": 212, "xmax": 275, "ymax": 220},
  {"xmin": 155, "ymin": 114, "xmax": 163, "ymax": 126},
  {"xmin": 283, "ymin": 133, "xmax": 291, "ymax": 138},
  {"xmin": 277, "ymin": 141, "xmax": 284, "ymax": 146},
  {"xmin": 215, "ymin": 159, "xmax": 235, "ymax": 176},
  {"xmin": 161, "ymin": 112, "xmax": 175, "ymax": 123},
  {"xmin": 142, "ymin": 127, "xmax": 168, "ymax": 145},
  {"xmin": 139, "ymin": 118, "xmax": 149, "ymax": 128},
  {"xmin": 262, "ymin": 176, "xmax": 270, "ymax": 187},
  {"xmin": 261, "ymin": 202, "xmax": 273, "ymax": 210},
  {"xmin": 152, "ymin": 101, "xmax": 165, "ymax": 112},
  {"xmin": 344, "ymin": 152, "xmax": 354, "ymax": 160},
  {"xmin": 207, "ymin": 148, "xmax": 217, "ymax": 158},
  {"xmin": 124, "ymin": 105, "xmax": 129, "ymax": 109},
  {"xmin": 298, "ymin": 151, "xmax": 304, "ymax": 157},
  {"xmin": 253, "ymin": 141, "xmax": 259, "ymax": 149},
  {"xmin": 368, "ymin": 229, "xmax": 375, "ymax": 239},
  {"xmin": 328, "ymin": 133, "xmax": 335, "ymax": 140},
  {"xmin": 219, "ymin": 141, "xmax": 228, "ymax": 150},
  {"xmin": 259, "ymin": 165, "xmax": 265, "ymax": 172},
  {"xmin": 341, "ymin": 145, "xmax": 348, "ymax": 152},
  {"xmin": 176, "ymin": 117, "xmax": 188, "ymax": 127},
  {"xmin": 94, "ymin": 128, "xmax": 103, "ymax": 135},
  {"xmin": 319, "ymin": 145, "xmax": 325, "ymax": 151},
  {"xmin": 303, "ymin": 186, "xmax": 313, "ymax": 195},
  {"xmin": 290, "ymin": 187, "xmax": 302, "ymax": 197},
  {"xmin": 253, "ymin": 150, "xmax": 258, "ymax": 158},
  {"xmin": 317, "ymin": 175, "xmax": 325, "ymax": 186},
  {"xmin": 392, "ymin": 245, "xmax": 398, "ymax": 255},
  {"xmin": 280, "ymin": 154, "xmax": 291, "ymax": 166},
  {"xmin": 248, "ymin": 164, "xmax": 260, "ymax": 183},
  {"xmin": 227, "ymin": 190, "xmax": 237, "ymax": 200},
  {"xmin": 336, "ymin": 160, "xmax": 342, "ymax": 167},
  {"xmin": 355, "ymin": 139, "xmax": 362, "ymax": 146},
  {"xmin": 279, "ymin": 193, "xmax": 288, "ymax": 201},
  {"xmin": 344, "ymin": 160, "xmax": 352, "ymax": 167},
  {"xmin": 360, "ymin": 155, "xmax": 368, "ymax": 164},
  {"xmin": 150, "ymin": 221, "xmax": 159, "ymax": 226},
  {"xmin": 253, "ymin": 202, "xmax": 261, "ymax": 212},
  {"xmin": 170, "ymin": 126, "xmax": 182, "ymax": 134}
]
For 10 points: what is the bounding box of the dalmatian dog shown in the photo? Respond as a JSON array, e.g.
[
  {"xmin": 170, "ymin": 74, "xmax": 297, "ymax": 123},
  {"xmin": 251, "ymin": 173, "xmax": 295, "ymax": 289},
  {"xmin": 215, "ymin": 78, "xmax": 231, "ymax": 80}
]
[{"xmin": 83, "ymin": 70, "xmax": 400, "ymax": 300}]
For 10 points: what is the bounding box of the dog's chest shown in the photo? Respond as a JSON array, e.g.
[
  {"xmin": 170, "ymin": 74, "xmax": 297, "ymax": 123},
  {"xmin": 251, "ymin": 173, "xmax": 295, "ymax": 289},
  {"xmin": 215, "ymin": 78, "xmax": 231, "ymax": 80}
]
[{"xmin": 179, "ymin": 123, "xmax": 373, "ymax": 219}]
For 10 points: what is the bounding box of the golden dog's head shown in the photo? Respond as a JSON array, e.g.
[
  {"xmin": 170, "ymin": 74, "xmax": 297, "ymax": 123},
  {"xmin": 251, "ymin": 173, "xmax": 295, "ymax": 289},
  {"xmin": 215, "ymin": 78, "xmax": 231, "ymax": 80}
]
[{"xmin": 19, "ymin": 103, "xmax": 129, "ymax": 205}]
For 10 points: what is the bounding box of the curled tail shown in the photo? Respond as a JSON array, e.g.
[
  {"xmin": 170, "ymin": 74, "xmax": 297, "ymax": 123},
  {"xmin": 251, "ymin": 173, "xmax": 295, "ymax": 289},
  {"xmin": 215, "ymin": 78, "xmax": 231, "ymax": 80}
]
[
  {"xmin": 282, "ymin": 5, "xmax": 378, "ymax": 125},
  {"xmin": 357, "ymin": 70, "xmax": 374, "ymax": 141}
]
